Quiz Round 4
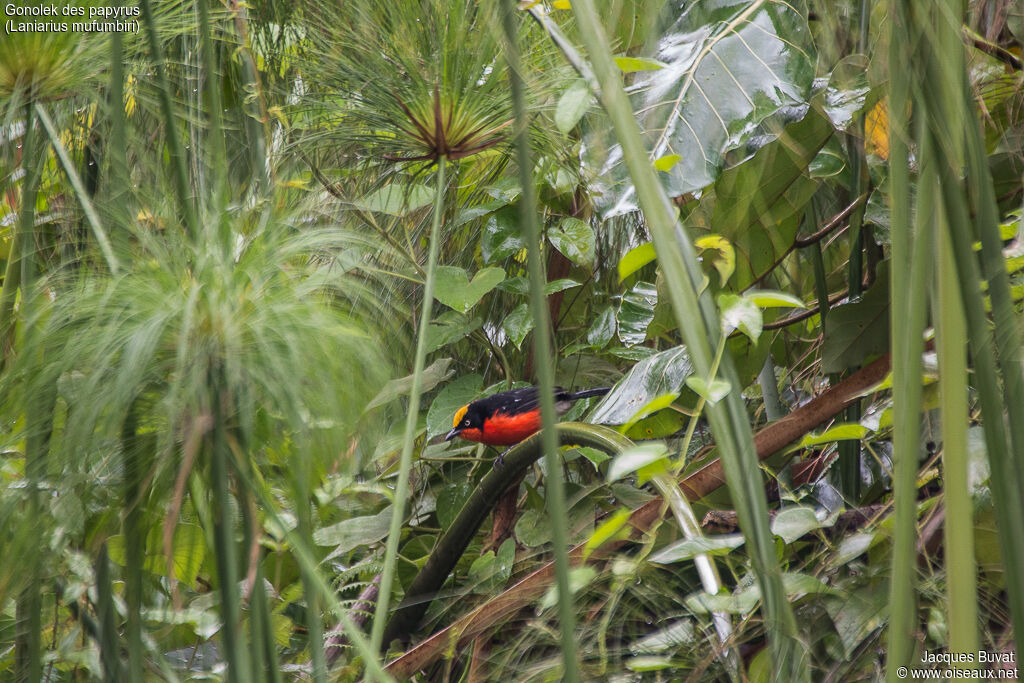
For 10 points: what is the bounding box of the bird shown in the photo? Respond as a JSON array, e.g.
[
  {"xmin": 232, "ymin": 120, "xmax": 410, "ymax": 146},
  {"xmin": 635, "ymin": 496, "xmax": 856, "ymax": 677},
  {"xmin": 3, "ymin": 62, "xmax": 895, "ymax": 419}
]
[{"xmin": 445, "ymin": 386, "xmax": 611, "ymax": 448}]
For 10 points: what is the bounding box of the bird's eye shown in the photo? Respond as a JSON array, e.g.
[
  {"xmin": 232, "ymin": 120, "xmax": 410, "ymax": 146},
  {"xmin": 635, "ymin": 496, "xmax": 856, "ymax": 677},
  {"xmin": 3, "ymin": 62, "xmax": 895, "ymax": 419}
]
[{"xmin": 463, "ymin": 419, "xmax": 471, "ymax": 427}]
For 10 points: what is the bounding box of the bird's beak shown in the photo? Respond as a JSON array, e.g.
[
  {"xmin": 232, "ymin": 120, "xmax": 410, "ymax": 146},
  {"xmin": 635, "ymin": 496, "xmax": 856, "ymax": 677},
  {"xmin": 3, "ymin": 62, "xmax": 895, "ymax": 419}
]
[{"xmin": 444, "ymin": 428, "xmax": 462, "ymax": 442}]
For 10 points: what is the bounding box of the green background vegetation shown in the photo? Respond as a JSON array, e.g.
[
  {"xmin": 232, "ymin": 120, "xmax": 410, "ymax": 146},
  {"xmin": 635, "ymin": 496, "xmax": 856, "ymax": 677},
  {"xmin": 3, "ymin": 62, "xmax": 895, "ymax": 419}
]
[{"xmin": 0, "ymin": 0, "xmax": 1022, "ymax": 680}]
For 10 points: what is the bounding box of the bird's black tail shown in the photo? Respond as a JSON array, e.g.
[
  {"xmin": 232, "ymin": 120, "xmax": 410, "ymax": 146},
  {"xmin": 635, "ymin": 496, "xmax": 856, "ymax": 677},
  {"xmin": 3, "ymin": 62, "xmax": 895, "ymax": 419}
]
[{"xmin": 561, "ymin": 387, "xmax": 612, "ymax": 401}]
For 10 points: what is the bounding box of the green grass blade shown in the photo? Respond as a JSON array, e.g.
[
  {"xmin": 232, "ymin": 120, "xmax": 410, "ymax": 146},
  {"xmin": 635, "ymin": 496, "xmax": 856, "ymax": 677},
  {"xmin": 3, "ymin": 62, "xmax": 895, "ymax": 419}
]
[
  {"xmin": 503, "ymin": 3, "xmax": 579, "ymax": 680},
  {"xmin": 371, "ymin": 157, "xmax": 448, "ymax": 652},
  {"xmin": 935, "ymin": 196, "xmax": 980, "ymax": 666}
]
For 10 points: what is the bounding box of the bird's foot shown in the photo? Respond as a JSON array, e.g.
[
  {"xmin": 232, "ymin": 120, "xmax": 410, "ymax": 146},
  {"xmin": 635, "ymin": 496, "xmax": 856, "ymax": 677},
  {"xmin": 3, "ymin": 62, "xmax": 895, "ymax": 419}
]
[{"xmin": 494, "ymin": 448, "xmax": 511, "ymax": 469}]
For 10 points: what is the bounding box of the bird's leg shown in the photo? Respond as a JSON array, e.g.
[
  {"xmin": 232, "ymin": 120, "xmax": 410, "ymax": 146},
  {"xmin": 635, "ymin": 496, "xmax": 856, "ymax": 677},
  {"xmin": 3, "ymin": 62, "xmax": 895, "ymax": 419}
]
[{"xmin": 494, "ymin": 447, "xmax": 512, "ymax": 469}]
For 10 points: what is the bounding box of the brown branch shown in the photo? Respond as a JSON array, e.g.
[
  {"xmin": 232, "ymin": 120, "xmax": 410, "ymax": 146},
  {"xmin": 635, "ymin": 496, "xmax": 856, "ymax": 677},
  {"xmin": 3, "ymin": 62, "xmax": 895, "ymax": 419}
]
[
  {"xmin": 793, "ymin": 195, "xmax": 865, "ymax": 248},
  {"xmin": 968, "ymin": 33, "xmax": 1022, "ymax": 71}
]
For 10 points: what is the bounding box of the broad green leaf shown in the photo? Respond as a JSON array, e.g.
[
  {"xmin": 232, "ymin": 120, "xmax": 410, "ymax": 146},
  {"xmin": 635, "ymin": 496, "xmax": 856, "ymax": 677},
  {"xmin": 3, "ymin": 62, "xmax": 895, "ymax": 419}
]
[
  {"xmin": 539, "ymin": 566, "xmax": 597, "ymax": 609},
  {"xmin": 685, "ymin": 376, "xmax": 731, "ymax": 404},
  {"xmin": 821, "ymin": 273, "xmax": 890, "ymax": 373},
  {"xmin": 617, "ymin": 281, "xmax": 658, "ymax": 346},
  {"xmin": 587, "ymin": 0, "xmax": 816, "ymax": 215},
  {"xmin": 497, "ymin": 276, "xmax": 580, "ymax": 296},
  {"xmin": 467, "ymin": 540, "xmax": 515, "ymax": 593},
  {"xmin": 649, "ymin": 534, "xmax": 745, "ymax": 564},
  {"xmin": 502, "ymin": 303, "xmax": 534, "ymax": 349},
  {"xmin": 451, "ymin": 199, "xmax": 509, "ymax": 228},
  {"xmin": 549, "ymin": 217, "xmax": 595, "ymax": 267},
  {"xmin": 353, "ymin": 183, "xmax": 433, "ymax": 216},
  {"xmin": 427, "ymin": 374, "xmax": 483, "ymax": 438},
  {"xmin": 614, "ymin": 56, "xmax": 665, "ymax": 72},
  {"xmin": 685, "ymin": 589, "xmax": 758, "ymax": 615},
  {"xmin": 468, "ymin": 551, "xmax": 496, "ymax": 590},
  {"xmin": 695, "ymin": 235, "xmax": 735, "ymax": 287},
  {"xmin": 313, "ymin": 507, "xmax": 393, "ymax": 552},
  {"xmin": 831, "ymin": 532, "xmax": 876, "ymax": 568},
  {"xmin": 575, "ymin": 446, "xmax": 612, "ymax": 467},
  {"xmin": 822, "ymin": 54, "xmax": 871, "ymax": 129},
  {"xmin": 654, "ymin": 154, "xmax": 682, "ymax": 172},
  {"xmin": 586, "ymin": 305, "xmax": 616, "ymax": 348},
  {"xmin": 143, "ymin": 607, "xmax": 220, "ymax": 639},
  {"xmin": 625, "ymin": 409, "xmax": 686, "ymax": 440},
  {"xmin": 630, "ymin": 620, "xmax": 697, "ymax": 653},
  {"xmin": 584, "ymin": 508, "xmax": 632, "ymax": 557},
  {"xmin": 718, "ymin": 293, "xmax": 762, "ymax": 341},
  {"xmin": 771, "ymin": 507, "xmax": 832, "ymax": 544},
  {"xmin": 825, "ymin": 584, "xmax": 888, "ymax": 659},
  {"xmin": 589, "ymin": 346, "xmax": 694, "ymax": 424},
  {"xmin": 606, "ymin": 444, "xmax": 669, "ymax": 483},
  {"xmin": 621, "ymin": 392, "xmax": 680, "ymax": 433},
  {"xmin": 516, "ymin": 509, "xmax": 550, "ymax": 547},
  {"xmin": 367, "ymin": 357, "xmax": 453, "ymax": 410},
  {"xmin": 481, "ymin": 207, "xmax": 525, "ymax": 263},
  {"xmin": 555, "ymin": 80, "xmax": 592, "ymax": 134},
  {"xmin": 426, "ymin": 311, "xmax": 482, "ymax": 352},
  {"xmin": 744, "ymin": 290, "xmax": 807, "ymax": 309},
  {"xmin": 434, "ymin": 266, "xmax": 506, "ymax": 313},
  {"xmin": 809, "ymin": 141, "xmax": 846, "ymax": 178},
  {"xmin": 618, "ymin": 242, "xmax": 656, "ymax": 282},
  {"xmin": 436, "ymin": 480, "xmax": 476, "ymax": 531},
  {"xmin": 107, "ymin": 524, "xmax": 207, "ymax": 588},
  {"xmin": 790, "ymin": 424, "xmax": 870, "ymax": 452}
]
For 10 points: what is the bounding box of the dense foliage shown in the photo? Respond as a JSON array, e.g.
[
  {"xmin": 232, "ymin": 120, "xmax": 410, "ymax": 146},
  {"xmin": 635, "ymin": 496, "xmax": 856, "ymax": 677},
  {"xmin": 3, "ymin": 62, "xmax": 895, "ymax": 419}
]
[{"xmin": 0, "ymin": 0, "xmax": 1021, "ymax": 681}]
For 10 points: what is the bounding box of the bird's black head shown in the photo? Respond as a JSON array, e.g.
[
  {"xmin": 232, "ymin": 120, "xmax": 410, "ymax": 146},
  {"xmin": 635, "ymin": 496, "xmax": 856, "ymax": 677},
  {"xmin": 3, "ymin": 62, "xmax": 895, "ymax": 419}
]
[{"xmin": 445, "ymin": 403, "xmax": 485, "ymax": 441}]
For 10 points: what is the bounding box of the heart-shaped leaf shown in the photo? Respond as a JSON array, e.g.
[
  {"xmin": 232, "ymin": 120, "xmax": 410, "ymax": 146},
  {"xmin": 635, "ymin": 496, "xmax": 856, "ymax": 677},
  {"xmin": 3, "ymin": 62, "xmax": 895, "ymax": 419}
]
[
  {"xmin": 718, "ymin": 293, "xmax": 763, "ymax": 341},
  {"xmin": 313, "ymin": 507, "xmax": 393, "ymax": 552},
  {"xmin": 586, "ymin": 305, "xmax": 616, "ymax": 348},
  {"xmin": 618, "ymin": 242, "xmax": 656, "ymax": 282},
  {"xmin": 771, "ymin": 507, "xmax": 834, "ymax": 544},
  {"xmin": 434, "ymin": 266, "xmax": 506, "ymax": 313},
  {"xmin": 481, "ymin": 207, "xmax": 525, "ymax": 264},
  {"xmin": 685, "ymin": 376, "xmax": 732, "ymax": 405},
  {"xmin": 617, "ymin": 281, "xmax": 658, "ymax": 346},
  {"xmin": 548, "ymin": 217, "xmax": 595, "ymax": 267},
  {"xmin": 555, "ymin": 80, "xmax": 592, "ymax": 134},
  {"xmin": 502, "ymin": 303, "xmax": 534, "ymax": 349},
  {"xmin": 589, "ymin": 346, "xmax": 694, "ymax": 425}
]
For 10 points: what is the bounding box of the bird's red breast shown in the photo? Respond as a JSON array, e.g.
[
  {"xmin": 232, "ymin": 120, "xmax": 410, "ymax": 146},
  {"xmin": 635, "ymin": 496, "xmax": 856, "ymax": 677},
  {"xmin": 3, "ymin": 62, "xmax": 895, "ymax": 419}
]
[{"xmin": 467, "ymin": 410, "xmax": 542, "ymax": 446}]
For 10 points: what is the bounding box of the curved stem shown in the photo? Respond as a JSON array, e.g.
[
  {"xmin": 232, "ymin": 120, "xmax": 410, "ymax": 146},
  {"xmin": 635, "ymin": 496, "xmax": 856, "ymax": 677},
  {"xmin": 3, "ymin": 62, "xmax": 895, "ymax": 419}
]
[{"xmin": 381, "ymin": 423, "xmax": 632, "ymax": 647}]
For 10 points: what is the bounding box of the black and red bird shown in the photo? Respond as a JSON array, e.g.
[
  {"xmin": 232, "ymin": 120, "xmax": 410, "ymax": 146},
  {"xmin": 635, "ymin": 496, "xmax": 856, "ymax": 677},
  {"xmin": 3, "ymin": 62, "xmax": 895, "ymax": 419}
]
[{"xmin": 445, "ymin": 386, "xmax": 610, "ymax": 447}]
